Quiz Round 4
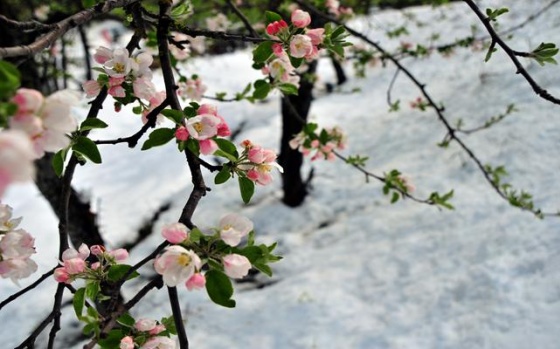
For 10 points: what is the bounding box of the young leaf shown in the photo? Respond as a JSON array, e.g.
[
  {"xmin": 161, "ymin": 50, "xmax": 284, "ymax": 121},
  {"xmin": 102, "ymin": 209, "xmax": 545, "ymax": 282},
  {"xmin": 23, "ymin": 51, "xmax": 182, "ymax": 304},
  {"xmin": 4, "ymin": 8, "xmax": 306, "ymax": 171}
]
[
  {"xmin": 214, "ymin": 138, "xmax": 238, "ymax": 158},
  {"xmin": 265, "ymin": 11, "xmax": 282, "ymax": 24},
  {"xmin": 161, "ymin": 109, "xmax": 184, "ymax": 124},
  {"xmin": 253, "ymin": 42, "xmax": 274, "ymax": 63},
  {"xmin": 205, "ymin": 270, "xmax": 236, "ymax": 308},
  {"xmin": 107, "ymin": 264, "xmax": 139, "ymax": 282},
  {"xmin": 117, "ymin": 313, "xmax": 136, "ymax": 328},
  {"xmin": 238, "ymin": 176, "xmax": 255, "ymax": 204},
  {"xmin": 73, "ymin": 136, "xmax": 102, "ymax": 164},
  {"xmin": 80, "ymin": 118, "xmax": 108, "ymax": 131},
  {"xmin": 52, "ymin": 148, "xmax": 68, "ymax": 177},
  {"xmin": 141, "ymin": 128, "xmax": 175, "ymax": 151},
  {"xmin": 0, "ymin": 60, "xmax": 20, "ymax": 97},
  {"xmin": 73, "ymin": 287, "xmax": 86, "ymax": 318},
  {"xmin": 215, "ymin": 165, "xmax": 231, "ymax": 185}
]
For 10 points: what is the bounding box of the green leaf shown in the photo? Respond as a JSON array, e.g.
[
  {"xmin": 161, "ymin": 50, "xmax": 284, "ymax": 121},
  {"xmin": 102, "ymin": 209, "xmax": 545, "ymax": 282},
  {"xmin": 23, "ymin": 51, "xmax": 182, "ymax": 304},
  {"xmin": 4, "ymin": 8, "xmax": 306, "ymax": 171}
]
[
  {"xmin": 253, "ymin": 42, "xmax": 273, "ymax": 63},
  {"xmin": 52, "ymin": 148, "xmax": 68, "ymax": 177},
  {"xmin": 82, "ymin": 0, "xmax": 96, "ymax": 8},
  {"xmin": 215, "ymin": 165, "xmax": 232, "ymax": 185},
  {"xmin": 205, "ymin": 270, "xmax": 236, "ymax": 308},
  {"xmin": 85, "ymin": 281, "xmax": 100, "ymax": 301},
  {"xmin": 252, "ymin": 80, "xmax": 271, "ymax": 100},
  {"xmin": 277, "ymin": 83, "xmax": 298, "ymax": 95},
  {"xmin": 253, "ymin": 262, "xmax": 272, "ymax": 277},
  {"xmin": 214, "ymin": 138, "xmax": 238, "ymax": 158},
  {"xmin": 107, "ymin": 264, "xmax": 139, "ymax": 282},
  {"xmin": 98, "ymin": 329, "xmax": 124, "ymax": 348},
  {"xmin": 238, "ymin": 176, "xmax": 255, "ymax": 204},
  {"xmin": 73, "ymin": 287, "xmax": 86, "ymax": 318},
  {"xmin": 265, "ymin": 11, "xmax": 282, "ymax": 24},
  {"xmin": 161, "ymin": 109, "xmax": 184, "ymax": 124},
  {"xmin": 141, "ymin": 128, "xmax": 175, "ymax": 150},
  {"xmin": 80, "ymin": 118, "xmax": 108, "ymax": 131},
  {"xmin": 189, "ymin": 227, "xmax": 202, "ymax": 243},
  {"xmin": 73, "ymin": 136, "xmax": 102, "ymax": 164},
  {"xmin": 236, "ymin": 246, "xmax": 264, "ymax": 264},
  {"xmin": 0, "ymin": 60, "xmax": 20, "ymax": 98},
  {"xmin": 117, "ymin": 313, "xmax": 136, "ymax": 328}
]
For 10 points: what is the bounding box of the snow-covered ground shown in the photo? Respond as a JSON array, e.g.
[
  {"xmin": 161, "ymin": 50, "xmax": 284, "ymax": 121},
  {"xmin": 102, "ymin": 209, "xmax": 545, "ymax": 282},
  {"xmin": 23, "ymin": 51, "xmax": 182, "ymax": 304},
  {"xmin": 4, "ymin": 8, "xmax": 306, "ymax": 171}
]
[{"xmin": 3, "ymin": 0, "xmax": 560, "ymax": 348}]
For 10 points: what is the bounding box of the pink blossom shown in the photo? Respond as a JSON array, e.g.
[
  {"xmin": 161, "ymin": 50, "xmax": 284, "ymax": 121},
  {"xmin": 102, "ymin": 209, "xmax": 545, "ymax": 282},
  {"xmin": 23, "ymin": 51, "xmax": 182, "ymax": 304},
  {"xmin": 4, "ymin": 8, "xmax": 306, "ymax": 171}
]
[
  {"xmin": 149, "ymin": 324, "xmax": 166, "ymax": 335},
  {"xmin": 161, "ymin": 222, "xmax": 189, "ymax": 244},
  {"xmin": 206, "ymin": 13, "xmax": 230, "ymax": 32},
  {"xmin": 186, "ymin": 273, "xmax": 206, "ymax": 291},
  {"xmin": 197, "ymin": 104, "xmax": 217, "ymax": 115},
  {"xmin": 306, "ymin": 28, "xmax": 325, "ymax": 46},
  {"xmin": 120, "ymin": 336, "xmax": 134, "ymax": 349},
  {"xmin": 82, "ymin": 80, "xmax": 101, "ymax": 98},
  {"xmin": 219, "ymin": 213, "xmax": 253, "ymax": 246},
  {"xmin": 142, "ymin": 91, "xmax": 167, "ymax": 125},
  {"xmin": 53, "ymin": 267, "xmax": 70, "ymax": 283},
  {"xmin": 248, "ymin": 146, "xmax": 277, "ymax": 164},
  {"xmin": 186, "ymin": 114, "xmax": 221, "ymax": 140},
  {"xmin": 289, "ymin": 34, "xmax": 314, "ymax": 58},
  {"xmin": 108, "ymin": 248, "xmax": 129, "ymax": 262},
  {"xmin": 62, "ymin": 243, "xmax": 90, "ymax": 261},
  {"xmin": 291, "ymin": 9, "xmax": 311, "ymax": 28},
  {"xmin": 90, "ymin": 245, "xmax": 105, "ymax": 256},
  {"xmin": 12, "ymin": 88, "xmax": 44, "ymax": 115},
  {"xmin": 177, "ymin": 78, "xmax": 207, "ymax": 101},
  {"xmin": 140, "ymin": 336, "xmax": 176, "ymax": 349},
  {"xmin": 175, "ymin": 127, "xmax": 189, "ymax": 142},
  {"xmin": 223, "ymin": 254, "xmax": 251, "ymax": 279},
  {"xmin": 170, "ymin": 32, "xmax": 191, "ymax": 61},
  {"xmin": 247, "ymin": 168, "xmax": 272, "ymax": 185},
  {"xmin": 0, "ymin": 131, "xmax": 35, "ymax": 195},
  {"xmin": 0, "ymin": 229, "xmax": 35, "ymax": 259},
  {"xmin": 64, "ymin": 258, "xmax": 86, "ymax": 275},
  {"xmin": 133, "ymin": 77, "xmax": 156, "ymax": 101},
  {"xmin": 266, "ymin": 20, "xmax": 288, "ymax": 36},
  {"xmin": 0, "ymin": 203, "xmax": 22, "ymax": 232},
  {"xmin": 199, "ymin": 139, "xmax": 218, "ymax": 155},
  {"xmin": 154, "ymin": 246, "xmax": 202, "ymax": 287},
  {"xmin": 135, "ymin": 318, "xmax": 157, "ymax": 332},
  {"xmin": 0, "ymin": 258, "xmax": 37, "ymax": 284},
  {"xmin": 104, "ymin": 48, "xmax": 132, "ymax": 78},
  {"xmin": 131, "ymin": 52, "xmax": 153, "ymax": 79},
  {"xmin": 93, "ymin": 46, "xmax": 113, "ymax": 64},
  {"xmin": 272, "ymin": 43, "xmax": 284, "ymax": 57}
]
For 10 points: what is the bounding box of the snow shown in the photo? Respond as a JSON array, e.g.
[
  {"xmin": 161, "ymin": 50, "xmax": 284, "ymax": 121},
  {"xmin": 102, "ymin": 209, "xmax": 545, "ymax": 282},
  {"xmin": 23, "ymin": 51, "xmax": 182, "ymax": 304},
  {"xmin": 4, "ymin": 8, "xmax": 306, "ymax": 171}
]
[{"xmin": 3, "ymin": 0, "xmax": 560, "ymax": 348}]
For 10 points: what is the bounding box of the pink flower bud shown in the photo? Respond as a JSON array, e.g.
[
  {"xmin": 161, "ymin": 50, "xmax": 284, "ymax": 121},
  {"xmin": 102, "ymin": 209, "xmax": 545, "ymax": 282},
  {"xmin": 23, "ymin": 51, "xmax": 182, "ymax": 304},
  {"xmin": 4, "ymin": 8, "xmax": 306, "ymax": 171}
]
[
  {"xmin": 149, "ymin": 324, "xmax": 166, "ymax": 335},
  {"xmin": 186, "ymin": 273, "xmax": 206, "ymax": 291},
  {"xmin": 119, "ymin": 336, "xmax": 134, "ymax": 349},
  {"xmin": 54, "ymin": 267, "xmax": 70, "ymax": 283},
  {"xmin": 175, "ymin": 126, "xmax": 189, "ymax": 141},
  {"xmin": 90, "ymin": 245, "xmax": 105, "ymax": 256},
  {"xmin": 291, "ymin": 9, "xmax": 311, "ymax": 28},
  {"xmin": 64, "ymin": 258, "xmax": 86, "ymax": 275},
  {"xmin": 197, "ymin": 104, "xmax": 217, "ymax": 116},
  {"xmin": 161, "ymin": 223, "xmax": 189, "ymax": 244},
  {"xmin": 108, "ymin": 248, "xmax": 128, "ymax": 262}
]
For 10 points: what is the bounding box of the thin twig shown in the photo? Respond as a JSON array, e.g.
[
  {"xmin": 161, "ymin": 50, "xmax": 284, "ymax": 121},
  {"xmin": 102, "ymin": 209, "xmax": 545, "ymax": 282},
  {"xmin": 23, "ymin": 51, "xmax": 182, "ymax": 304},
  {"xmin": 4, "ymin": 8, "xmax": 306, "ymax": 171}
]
[
  {"xmin": 225, "ymin": 0, "xmax": 259, "ymax": 37},
  {"xmin": 0, "ymin": 267, "xmax": 56, "ymax": 310}
]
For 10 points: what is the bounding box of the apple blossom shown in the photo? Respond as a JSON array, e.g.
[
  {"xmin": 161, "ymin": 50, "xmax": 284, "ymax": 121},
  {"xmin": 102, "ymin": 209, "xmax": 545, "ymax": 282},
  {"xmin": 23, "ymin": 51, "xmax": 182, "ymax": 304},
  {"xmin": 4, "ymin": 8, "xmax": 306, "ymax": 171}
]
[
  {"xmin": 104, "ymin": 48, "xmax": 132, "ymax": 78},
  {"xmin": 186, "ymin": 273, "xmax": 206, "ymax": 291},
  {"xmin": 93, "ymin": 46, "xmax": 113, "ymax": 64},
  {"xmin": 177, "ymin": 78, "xmax": 207, "ymax": 101},
  {"xmin": 82, "ymin": 80, "xmax": 102, "ymax": 98},
  {"xmin": 291, "ymin": 9, "xmax": 311, "ymax": 28},
  {"xmin": 161, "ymin": 222, "xmax": 189, "ymax": 244},
  {"xmin": 140, "ymin": 336, "xmax": 176, "ymax": 349},
  {"xmin": 53, "ymin": 267, "xmax": 70, "ymax": 283},
  {"xmin": 186, "ymin": 114, "xmax": 221, "ymax": 140},
  {"xmin": 306, "ymin": 28, "xmax": 325, "ymax": 46},
  {"xmin": 154, "ymin": 245, "xmax": 202, "ymax": 287},
  {"xmin": 0, "ymin": 131, "xmax": 36, "ymax": 195},
  {"xmin": 223, "ymin": 254, "xmax": 251, "ymax": 279},
  {"xmin": 199, "ymin": 139, "xmax": 218, "ymax": 155},
  {"xmin": 266, "ymin": 19, "xmax": 288, "ymax": 37},
  {"xmin": 219, "ymin": 213, "xmax": 253, "ymax": 246},
  {"xmin": 206, "ymin": 13, "xmax": 230, "ymax": 32},
  {"xmin": 0, "ymin": 258, "xmax": 38, "ymax": 284},
  {"xmin": 149, "ymin": 324, "xmax": 166, "ymax": 335},
  {"xmin": 120, "ymin": 336, "xmax": 135, "ymax": 349},
  {"xmin": 0, "ymin": 229, "xmax": 35, "ymax": 259},
  {"xmin": 107, "ymin": 248, "xmax": 129, "ymax": 262},
  {"xmin": 0, "ymin": 203, "xmax": 22, "ymax": 232},
  {"xmin": 289, "ymin": 34, "xmax": 314, "ymax": 59},
  {"xmin": 135, "ymin": 318, "xmax": 157, "ymax": 332},
  {"xmin": 133, "ymin": 77, "xmax": 157, "ymax": 101}
]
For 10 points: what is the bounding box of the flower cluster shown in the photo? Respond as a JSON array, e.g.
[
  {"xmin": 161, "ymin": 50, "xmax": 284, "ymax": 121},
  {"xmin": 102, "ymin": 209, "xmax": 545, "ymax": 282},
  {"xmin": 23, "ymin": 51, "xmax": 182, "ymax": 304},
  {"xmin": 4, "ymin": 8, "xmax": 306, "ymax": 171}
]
[
  {"xmin": 290, "ymin": 125, "xmax": 346, "ymax": 161},
  {"xmin": 54, "ymin": 243, "xmax": 129, "ymax": 284},
  {"xmin": 174, "ymin": 104, "xmax": 230, "ymax": 155},
  {"xmin": 83, "ymin": 47, "xmax": 165, "ymax": 117},
  {"xmin": 261, "ymin": 9, "xmax": 326, "ymax": 88},
  {"xmin": 410, "ymin": 97, "xmax": 428, "ymax": 111},
  {"xmin": 325, "ymin": 0, "xmax": 353, "ymax": 18},
  {"xmin": 156, "ymin": 214, "xmax": 257, "ymax": 290},
  {"xmin": 177, "ymin": 76, "xmax": 207, "ymax": 101},
  {"xmin": 119, "ymin": 318, "xmax": 175, "ymax": 349},
  {"xmin": 0, "ymin": 203, "xmax": 37, "ymax": 284},
  {"xmin": 9, "ymin": 88, "xmax": 78, "ymax": 158},
  {"xmin": 236, "ymin": 140, "xmax": 283, "ymax": 185}
]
